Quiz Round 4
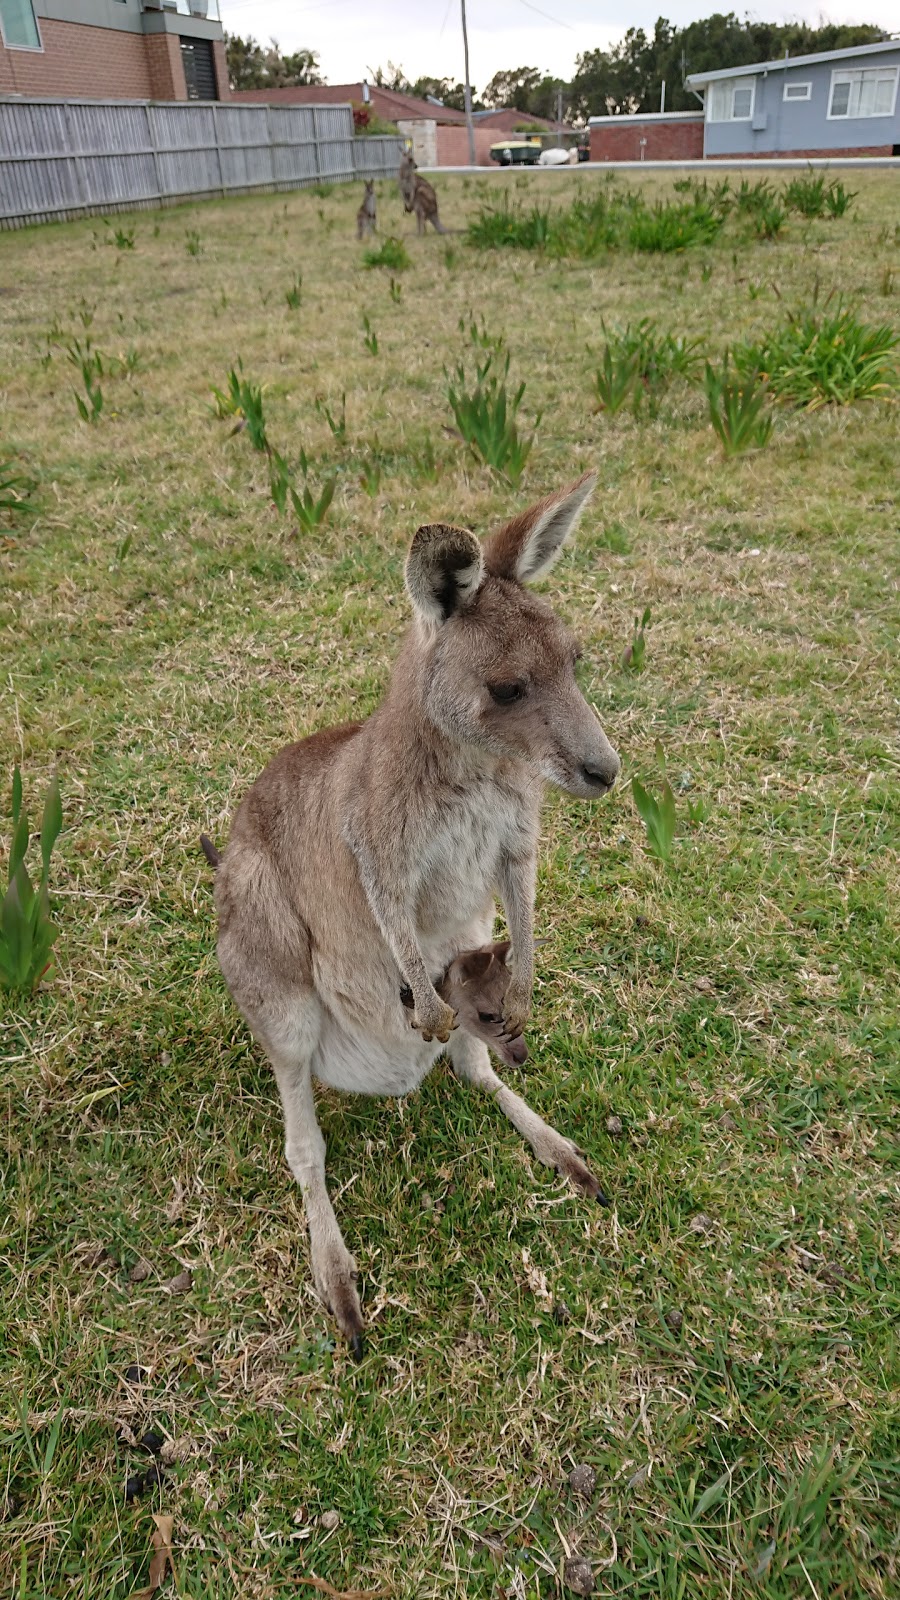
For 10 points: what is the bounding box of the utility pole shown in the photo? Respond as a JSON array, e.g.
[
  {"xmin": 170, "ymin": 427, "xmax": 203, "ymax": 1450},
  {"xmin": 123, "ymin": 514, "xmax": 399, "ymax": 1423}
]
[
  {"xmin": 557, "ymin": 84, "xmax": 563, "ymax": 144},
  {"xmin": 460, "ymin": 0, "xmax": 476, "ymax": 166}
]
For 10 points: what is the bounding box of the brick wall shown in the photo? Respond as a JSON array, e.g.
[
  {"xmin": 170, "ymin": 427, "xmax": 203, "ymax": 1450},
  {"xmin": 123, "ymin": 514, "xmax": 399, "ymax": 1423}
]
[
  {"xmin": 211, "ymin": 38, "xmax": 230, "ymax": 102},
  {"xmin": 437, "ymin": 124, "xmax": 519, "ymax": 166},
  {"xmin": 590, "ymin": 118, "xmax": 704, "ymax": 162},
  {"xmin": 144, "ymin": 32, "xmax": 184, "ymax": 102},
  {"xmin": 0, "ymin": 18, "xmax": 152, "ymax": 99},
  {"xmin": 0, "ymin": 18, "xmax": 230, "ymax": 101}
]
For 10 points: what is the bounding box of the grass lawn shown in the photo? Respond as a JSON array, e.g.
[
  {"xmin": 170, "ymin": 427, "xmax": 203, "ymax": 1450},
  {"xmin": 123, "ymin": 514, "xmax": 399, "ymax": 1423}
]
[{"xmin": 1, "ymin": 168, "xmax": 898, "ymax": 1599}]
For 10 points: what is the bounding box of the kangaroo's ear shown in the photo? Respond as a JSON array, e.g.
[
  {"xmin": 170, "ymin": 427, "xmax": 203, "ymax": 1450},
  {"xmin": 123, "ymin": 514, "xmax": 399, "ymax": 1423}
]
[
  {"xmin": 491, "ymin": 940, "xmax": 513, "ymax": 967},
  {"xmin": 406, "ymin": 523, "xmax": 485, "ymax": 626},
  {"xmin": 459, "ymin": 948, "xmax": 494, "ymax": 984},
  {"xmin": 483, "ymin": 470, "xmax": 597, "ymax": 584}
]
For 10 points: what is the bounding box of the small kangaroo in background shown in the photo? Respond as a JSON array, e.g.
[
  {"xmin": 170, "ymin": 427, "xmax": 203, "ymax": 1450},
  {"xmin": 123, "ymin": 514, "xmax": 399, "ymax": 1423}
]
[
  {"xmin": 399, "ymin": 149, "xmax": 447, "ymax": 235},
  {"xmin": 210, "ymin": 472, "xmax": 620, "ymax": 1355},
  {"xmin": 356, "ymin": 179, "xmax": 376, "ymax": 239}
]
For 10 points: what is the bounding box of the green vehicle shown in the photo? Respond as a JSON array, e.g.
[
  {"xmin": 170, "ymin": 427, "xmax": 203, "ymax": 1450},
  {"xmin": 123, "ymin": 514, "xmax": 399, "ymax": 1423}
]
[{"xmin": 489, "ymin": 138, "xmax": 542, "ymax": 166}]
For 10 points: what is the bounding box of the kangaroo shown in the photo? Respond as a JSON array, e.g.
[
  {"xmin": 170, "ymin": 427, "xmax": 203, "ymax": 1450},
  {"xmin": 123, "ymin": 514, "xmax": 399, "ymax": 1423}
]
[
  {"xmin": 356, "ymin": 179, "xmax": 376, "ymax": 240},
  {"xmin": 399, "ymin": 149, "xmax": 446, "ymax": 235},
  {"xmin": 211, "ymin": 472, "xmax": 620, "ymax": 1356}
]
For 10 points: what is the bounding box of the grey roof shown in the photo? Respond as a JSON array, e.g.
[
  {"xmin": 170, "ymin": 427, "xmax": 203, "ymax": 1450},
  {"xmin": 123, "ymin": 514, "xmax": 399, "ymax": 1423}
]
[{"xmin": 686, "ymin": 36, "xmax": 900, "ymax": 87}]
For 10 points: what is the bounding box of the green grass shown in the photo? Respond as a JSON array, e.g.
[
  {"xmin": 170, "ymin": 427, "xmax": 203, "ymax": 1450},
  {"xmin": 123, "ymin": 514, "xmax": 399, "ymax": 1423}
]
[{"xmin": 1, "ymin": 171, "xmax": 899, "ymax": 1600}]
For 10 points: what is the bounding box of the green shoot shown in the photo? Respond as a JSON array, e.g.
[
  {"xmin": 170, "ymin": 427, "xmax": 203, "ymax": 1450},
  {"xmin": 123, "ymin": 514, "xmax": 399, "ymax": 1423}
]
[
  {"xmin": 363, "ymin": 236, "xmax": 410, "ymax": 272},
  {"xmin": 315, "ymin": 392, "xmax": 347, "ymax": 443},
  {"xmin": 446, "ymin": 352, "xmax": 537, "ymax": 486},
  {"xmin": 705, "ymin": 360, "xmax": 773, "ymax": 456},
  {"xmin": 362, "ymin": 314, "xmax": 379, "ymax": 356},
  {"xmin": 622, "ymin": 606, "xmax": 651, "ymax": 671},
  {"xmin": 632, "ymin": 775, "xmax": 677, "ymax": 864},
  {"xmin": 1, "ymin": 767, "xmax": 63, "ymax": 993}
]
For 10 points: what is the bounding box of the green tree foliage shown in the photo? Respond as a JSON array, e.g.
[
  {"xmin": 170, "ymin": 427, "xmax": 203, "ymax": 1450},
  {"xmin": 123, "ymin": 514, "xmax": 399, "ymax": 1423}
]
[
  {"xmin": 368, "ymin": 63, "xmax": 480, "ymax": 110},
  {"xmin": 225, "ymin": 34, "xmax": 323, "ymax": 91},
  {"xmin": 570, "ymin": 13, "xmax": 889, "ymax": 117},
  {"xmin": 482, "ymin": 66, "xmax": 543, "ymax": 111},
  {"xmin": 481, "ymin": 66, "xmax": 569, "ymax": 121},
  {"xmin": 409, "ymin": 77, "xmax": 471, "ymax": 112}
]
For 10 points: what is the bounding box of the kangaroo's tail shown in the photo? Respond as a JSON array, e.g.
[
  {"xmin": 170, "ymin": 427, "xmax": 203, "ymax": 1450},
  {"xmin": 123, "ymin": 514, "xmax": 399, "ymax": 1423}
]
[{"xmin": 200, "ymin": 834, "xmax": 221, "ymax": 870}]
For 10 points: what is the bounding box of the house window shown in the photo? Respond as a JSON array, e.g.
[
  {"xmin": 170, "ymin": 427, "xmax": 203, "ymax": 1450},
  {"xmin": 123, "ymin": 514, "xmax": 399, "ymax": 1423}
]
[
  {"xmin": 828, "ymin": 67, "xmax": 899, "ymax": 119},
  {"xmin": 0, "ymin": 0, "xmax": 41, "ymax": 49},
  {"xmin": 783, "ymin": 81, "xmax": 812, "ymax": 102},
  {"xmin": 707, "ymin": 78, "xmax": 756, "ymax": 122}
]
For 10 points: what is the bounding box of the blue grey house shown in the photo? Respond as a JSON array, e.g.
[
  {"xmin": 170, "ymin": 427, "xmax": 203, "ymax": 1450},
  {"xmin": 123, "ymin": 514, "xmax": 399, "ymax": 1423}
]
[{"xmin": 686, "ymin": 39, "xmax": 900, "ymax": 158}]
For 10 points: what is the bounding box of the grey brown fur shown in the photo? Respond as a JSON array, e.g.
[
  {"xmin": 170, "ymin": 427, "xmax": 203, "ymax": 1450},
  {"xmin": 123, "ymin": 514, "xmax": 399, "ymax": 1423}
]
[
  {"xmin": 399, "ymin": 150, "xmax": 447, "ymax": 235},
  {"xmin": 356, "ymin": 179, "xmax": 376, "ymax": 239},
  {"xmin": 210, "ymin": 472, "xmax": 620, "ymax": 1354}
]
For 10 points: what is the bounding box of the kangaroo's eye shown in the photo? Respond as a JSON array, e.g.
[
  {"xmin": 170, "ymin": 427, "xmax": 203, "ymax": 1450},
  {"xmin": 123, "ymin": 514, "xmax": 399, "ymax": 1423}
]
[
  {"xmin": 488, "ymin": 682, "xmax": 525, "ymax": 705},
  {"xmin": 478, "ymin": 1010, "xmax": 500, "ymax": 1024}
]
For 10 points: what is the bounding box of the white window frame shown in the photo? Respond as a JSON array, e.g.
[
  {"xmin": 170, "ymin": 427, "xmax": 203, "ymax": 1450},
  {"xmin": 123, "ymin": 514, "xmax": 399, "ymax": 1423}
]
[
  {"xmin": 706, "ymin": 77, "xmax": 756, "ymax": 123},
  {"xmin": 827, "ymin": 65, "xmax": 899, "ymax": 120},
  {"xmin": 783, "ymin": 81, "xmax": 812, "ymax": 103},
  {"xmin": 0, "ymin": 0, "xmax": 42, "ymax": 51}
]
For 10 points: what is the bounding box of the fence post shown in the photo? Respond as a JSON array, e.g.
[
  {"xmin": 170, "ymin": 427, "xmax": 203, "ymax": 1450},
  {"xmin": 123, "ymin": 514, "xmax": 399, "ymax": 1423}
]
[
  {"xmin": 266, "ymin": 102, "xmax": 276, "ymax": 192},
  {"xmin": 311, "ymin": 106, "xmax": 321, "ymax": 181},
  {"xmin": 212, "ymin": 102, "xmax": 226, "ymax": 198},
  {"xmin": 146, "ymin": 103, "xmax": 163, "ymax": 206},
  {"xmin": 62, "ymin": 100, "xmax": 88, "ymax": 213}
]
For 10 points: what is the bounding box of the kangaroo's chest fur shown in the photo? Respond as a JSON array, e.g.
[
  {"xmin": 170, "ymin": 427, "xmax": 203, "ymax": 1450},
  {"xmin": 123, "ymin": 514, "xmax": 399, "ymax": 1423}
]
[{"xmin": 411, "ymin": 767, "xmax": 525, "ymax": 939}]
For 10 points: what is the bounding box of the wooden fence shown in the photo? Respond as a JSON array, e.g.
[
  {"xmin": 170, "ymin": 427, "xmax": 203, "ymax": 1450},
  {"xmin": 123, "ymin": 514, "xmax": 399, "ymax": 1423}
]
[{"xmin": 0, "ymin": 98, "xmax": 403, "ymax": 229}]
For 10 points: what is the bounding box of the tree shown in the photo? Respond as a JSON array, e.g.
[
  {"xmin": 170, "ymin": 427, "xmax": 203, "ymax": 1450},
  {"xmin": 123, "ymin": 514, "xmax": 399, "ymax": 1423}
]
[
  {"xmin": 367, "ymin": 62, "xmax": 413, "ymax": 92},
  {"xmin": 571, "ymin": 13, "xmax": 890, "ymax": 117},
  {"xmin": 264, "ymin": 42, "xmax": 323, "ymax": 88},
  {"xmin": 225, "ymin": 34, "xmax": 266, "ymax": 90},
  {"xmin": 410, "ymin": 76, "xmax": 478, "ymax": 112},
  {"xmin": 224, "ymin": 33, "xmax": 323, "ymax": 92},
  {"xmin": 481, "ymin": 66, "xmax": 542, "ymax": 111}
]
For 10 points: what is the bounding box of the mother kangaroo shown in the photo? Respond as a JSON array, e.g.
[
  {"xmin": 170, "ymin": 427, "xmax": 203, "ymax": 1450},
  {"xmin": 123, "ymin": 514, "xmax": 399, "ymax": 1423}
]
[{"xmin": 212, "ymin": 471, "xmax": 620, "ymax": 1354}]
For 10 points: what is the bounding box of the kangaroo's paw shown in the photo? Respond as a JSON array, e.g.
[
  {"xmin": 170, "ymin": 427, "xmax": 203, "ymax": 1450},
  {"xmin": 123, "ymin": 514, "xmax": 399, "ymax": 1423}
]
[
  {"xmin": 555, "ymin": 1140, "xmax": 610, "ymax": 1206},
  {"xmin": 311, "ymin": 1241, "xmax": 366, "ymax": 1359},
  {"xmin": 527, "ymin": 1122, "xmax": 609, "ymax": 1206}
]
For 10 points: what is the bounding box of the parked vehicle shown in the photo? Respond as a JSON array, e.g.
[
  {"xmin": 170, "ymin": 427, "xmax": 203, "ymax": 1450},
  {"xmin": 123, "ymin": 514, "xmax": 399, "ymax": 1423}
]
[{"xmin": 490, "ymin": 138, "xmax": 542, "ymax": 166}]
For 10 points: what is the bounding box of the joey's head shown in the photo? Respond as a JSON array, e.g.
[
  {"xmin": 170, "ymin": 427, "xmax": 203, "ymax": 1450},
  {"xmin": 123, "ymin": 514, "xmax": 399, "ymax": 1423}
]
[
  {"xmin": 402, "ymin": 942, "xmax": 528, "ymax": 1068},
  {"xmin": 404, "ymin": 471, "xmax": 620, "ymax": 799}
]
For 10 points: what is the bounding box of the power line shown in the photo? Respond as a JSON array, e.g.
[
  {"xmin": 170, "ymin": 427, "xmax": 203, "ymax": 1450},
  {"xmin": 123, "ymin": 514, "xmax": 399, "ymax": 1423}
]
[{"xmin": 515, "ymin": 0, "xmax": 576, "ymax": 30}]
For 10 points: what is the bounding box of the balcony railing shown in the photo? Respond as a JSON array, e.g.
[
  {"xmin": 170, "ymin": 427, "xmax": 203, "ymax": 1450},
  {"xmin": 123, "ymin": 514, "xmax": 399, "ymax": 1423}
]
[{"xmin": 142, "ymin": 1, "xmax": 222, "ymax": 21}]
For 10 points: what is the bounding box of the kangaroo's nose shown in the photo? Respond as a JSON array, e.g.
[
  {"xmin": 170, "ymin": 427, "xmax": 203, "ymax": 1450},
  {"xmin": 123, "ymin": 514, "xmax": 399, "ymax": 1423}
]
[{"xmin": 582, "ymin": 754, "xmax": 620, "ymax": 791}]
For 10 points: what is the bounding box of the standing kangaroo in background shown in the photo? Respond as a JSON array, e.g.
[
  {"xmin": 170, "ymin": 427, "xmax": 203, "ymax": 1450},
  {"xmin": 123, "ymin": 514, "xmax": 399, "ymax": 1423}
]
[
  {"xmin": 356, "ymin": 179, "xmax": 376, "ymax": 239},
  {"xmin": 212, "ymin": 473, "xmax": 620, "ymax": 1355},
  {"xmin": 399, "ymin": 149, "xmax": 447, "ymax": 234}
]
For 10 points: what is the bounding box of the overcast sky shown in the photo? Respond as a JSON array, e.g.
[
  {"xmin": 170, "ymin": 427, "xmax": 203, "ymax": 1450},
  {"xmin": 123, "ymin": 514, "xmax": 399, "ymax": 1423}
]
[{"xmin": 218, "ymin": 1, "xmax": 898, "ymax": 88}]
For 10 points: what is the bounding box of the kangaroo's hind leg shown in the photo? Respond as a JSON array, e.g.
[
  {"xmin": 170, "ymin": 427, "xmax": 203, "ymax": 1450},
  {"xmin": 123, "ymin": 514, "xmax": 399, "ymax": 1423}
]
[
  {"xmin": 448, "ymin": 1030, "xmax": 608, "ymax": 1204},
  {"xmin": 248, "ymin": 993, "xmax": 366, "ymax": 1357}
]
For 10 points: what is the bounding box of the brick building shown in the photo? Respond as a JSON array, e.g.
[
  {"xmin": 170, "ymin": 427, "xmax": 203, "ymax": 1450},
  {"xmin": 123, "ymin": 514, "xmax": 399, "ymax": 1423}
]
[
  {"xmin": 231, "ymin": 82, "xmax": 564, "ymax": 167},
  {"xmin": 0, "ymin": 0, "xmax": 229, "ymax": 102},
  {"xmin": 589, "ymin": 112, "xmax": 704, "ymax": 162}
]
